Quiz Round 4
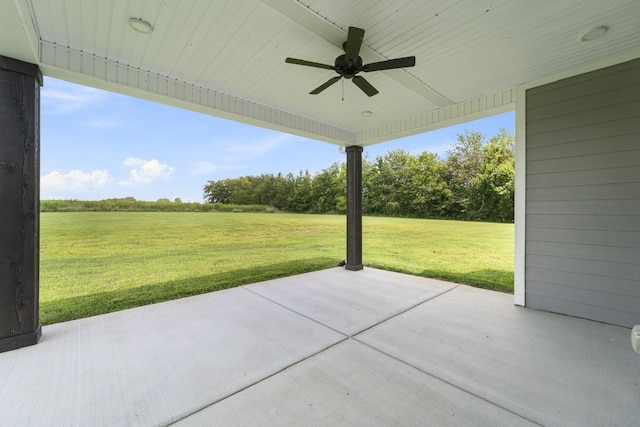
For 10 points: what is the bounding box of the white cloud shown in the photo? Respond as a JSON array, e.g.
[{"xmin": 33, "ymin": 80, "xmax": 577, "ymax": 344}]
[
  {"xmin": 222, "ymin": 134, "xmax": 294, "ymax": 158},
  {"xmin": 41, "ymin": 83, "xmax": 109, "ymax": 115},
  {"xmin": 42, "ymin": 169, "xmax": 110, "ymax": 193},
  {"xmin": 191, "ymin": 134, "xmax": 298, "ymax": 176},
  {"xmin": 190, "ymin": 161, "xmax": 245, "ymax": 176},
  {"xmin": 89, "ymin": 117, "xmax": 119, "ymax": 129},
  {"xmin": 120, "ymin": 158, "xmax": 176, "ymax": 186},
  {"xmin": 123, "ymin": 157, "xmax": 146, "ymax": 167}
]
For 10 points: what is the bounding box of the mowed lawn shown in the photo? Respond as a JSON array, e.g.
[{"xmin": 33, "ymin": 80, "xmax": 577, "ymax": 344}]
[{"xmin": 40, "ymin": 212, "xmax": 514, "ymax": 324}]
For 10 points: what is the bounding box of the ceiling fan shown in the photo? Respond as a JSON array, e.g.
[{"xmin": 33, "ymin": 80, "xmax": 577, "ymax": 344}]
[{"xmin": 285, "ymin": 26, "xmax": 416, "ymax": 97}]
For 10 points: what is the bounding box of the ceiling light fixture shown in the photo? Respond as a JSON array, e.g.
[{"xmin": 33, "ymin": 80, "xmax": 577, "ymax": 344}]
[
  {"xmin": 129, "ymin": 18, "xmax": 153, "ymax": 34},
  {"xmin": 361, "ymin": 110, "xmax": 373, "ymax": 117},
  {"xmin": 580, "ymin": 25, "xmax": 607, "ymax": 42}
]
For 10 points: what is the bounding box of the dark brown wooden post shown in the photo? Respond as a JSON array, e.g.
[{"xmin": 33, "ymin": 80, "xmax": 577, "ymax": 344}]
[
  {"xmin": 345, "ymin": 145, "xmax": 363, "ymax": 271},
  {"xmin": 0, "ymin": 56, "xmax": 42, "ymax": 352}
]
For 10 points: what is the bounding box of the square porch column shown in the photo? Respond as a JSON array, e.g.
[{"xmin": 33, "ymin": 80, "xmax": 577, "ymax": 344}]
[
  {"xmin": 0, "ymin": 56, "xmax": 42, "ymax": 352},
  {"xmin": 345, "ymin": 145, "xmax": 363, "ymax": 271}
]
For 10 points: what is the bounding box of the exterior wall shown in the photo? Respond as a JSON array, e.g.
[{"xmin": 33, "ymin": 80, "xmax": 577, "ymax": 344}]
[{"xmin": 525, "ymin": 58, "xmax": 640, "ymax": 327}]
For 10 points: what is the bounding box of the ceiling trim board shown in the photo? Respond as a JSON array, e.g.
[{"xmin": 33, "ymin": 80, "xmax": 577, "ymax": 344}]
[
  {"xmin": 0, "ymin": 0, "xmax": 40, "ymax": 64},
  {"xmin": 39, "ymin": 41, "xmax": 356, "ymax": 146},
  {"xmin": 519, "ymin": 47, "xmax": 640, "ymax": 92},
  {"xmin": 357, "ymin": 88, "xmax": 517, "ymax": 146}
]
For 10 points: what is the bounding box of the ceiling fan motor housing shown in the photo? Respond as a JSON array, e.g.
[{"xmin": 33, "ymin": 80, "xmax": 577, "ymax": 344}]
[{"xmin": 335, "ymin": 54, "xmax": 362, "ymax": 79}]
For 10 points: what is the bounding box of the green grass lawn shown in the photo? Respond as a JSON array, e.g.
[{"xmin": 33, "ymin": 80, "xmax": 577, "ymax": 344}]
[{"xmin": 40, "ymin": 212, "xmax": 514, "ymax": 324}]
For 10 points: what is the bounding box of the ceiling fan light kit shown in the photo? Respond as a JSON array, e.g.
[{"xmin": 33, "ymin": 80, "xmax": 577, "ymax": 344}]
[{"xmin": 285, "ymin": 26, "xmax": 416, "ymax": 97}]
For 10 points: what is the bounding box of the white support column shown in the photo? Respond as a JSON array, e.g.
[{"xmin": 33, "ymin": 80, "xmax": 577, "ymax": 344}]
[{"xmin": 514, "ymin": 85, "xmax": 527, "ymax": 306}]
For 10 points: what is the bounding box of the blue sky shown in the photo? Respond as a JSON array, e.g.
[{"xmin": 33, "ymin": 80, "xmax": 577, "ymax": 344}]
[{"xmin": 41, "ymin": 77, "xmax": 515, "ymax": 202}]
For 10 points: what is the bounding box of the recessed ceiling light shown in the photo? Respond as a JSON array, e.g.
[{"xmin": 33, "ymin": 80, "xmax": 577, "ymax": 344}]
[
  {"xmin": 129, "ymin": 18, "xmax": 153, "ymax": 34},
  {"xmin": 580, "ymin": 25, "xmax": 607, "ymax": 42},
  {"xmin": 361, "ymin": 110, "xmax": 373, "ymax": 117}
]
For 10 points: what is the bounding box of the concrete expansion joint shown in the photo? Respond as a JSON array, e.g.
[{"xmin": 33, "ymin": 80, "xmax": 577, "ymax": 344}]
[
  {"xmin": 240, "ymin": 286, "xmax": 348, "ymax": 337},
  {"xmin": 169, "ymin": 279, "xmax": 460, "ymax": 427},
  {"xmin": 351, "ymin": 284, "xmax": 460, "ymax": 338},
  {"xmin": 241, "ymin": 282, "xmax": 460, "ymax": 340},
  {"xmin": 351, "ymin": 336, "xmax": 543, "ymax": 427},
  {"xmin": 167, "ymin": 337, "xmax": 350, "ymax": 426}
]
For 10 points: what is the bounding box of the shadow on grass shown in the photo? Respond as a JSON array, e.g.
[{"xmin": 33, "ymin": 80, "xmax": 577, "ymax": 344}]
[
  {"xmin": 41, "ymin": 257, "xmax": 337, "ymax": 325},
  {"xmin": 367, "ymin": 263, "xmax": 514, "ymax": 294},
  {"xmin": 419, "ymin": 268, "xmax": 513, "ymax": 293}
]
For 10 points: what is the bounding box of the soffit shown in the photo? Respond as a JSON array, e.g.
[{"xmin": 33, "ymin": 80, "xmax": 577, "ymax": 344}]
[{"xmin": 3, "ymin": 0, "xmax": 640, "ymax": 145}]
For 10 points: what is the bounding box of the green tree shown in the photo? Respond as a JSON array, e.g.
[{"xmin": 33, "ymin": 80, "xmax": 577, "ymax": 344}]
[
  {"xmin": 473, "ymin": 130, "xmax": 515, "ymax": 222},
  {"xmin": 203, "ymin": 179, "xmax": 232, "ymax": 203},
  {"xmin": 228, "ymin": 176, "xmax": 257, "ymax": 205},
  {"xmin": 445, "ymin": 130, "xmax": 486, "ymax": 219},
  {"xmin": 201, "ymin": 128, "xmax": 514, "ymax": 223},
  {"xmin": 290, "ymin": 170, "xmax": 313, "ymax": 212},
  {"xmin": 407, "ymin": 152, "xmax": 452, "ymax": 218},
  {"xmin": 310, "ymin": 162, "xmax": 344, "ymax": 213},
  {"xmin": 255, "ymin": 174, "xmax": 278, "ymax": 207},
  {"xmin": 367, "ymin": 150, "xmax": 414, "ymax": 216},
  {"xmin": 444, "ymin": 129, "xmax": 514, "ymax": 222},
  {"xmin": 275, "ymin": 173, "xmax": 295, "ymax": 210}
]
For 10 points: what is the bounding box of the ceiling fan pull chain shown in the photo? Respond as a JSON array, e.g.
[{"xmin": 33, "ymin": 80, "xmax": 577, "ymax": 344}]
[{"xmin": 342, "ymin": 78, "xmax": 345, "ymax": 101}]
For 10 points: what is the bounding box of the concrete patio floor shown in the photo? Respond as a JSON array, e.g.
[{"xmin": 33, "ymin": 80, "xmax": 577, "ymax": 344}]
[{"xmin": 0, "ymin": 267, "xmax": 638, "ymax": 426}]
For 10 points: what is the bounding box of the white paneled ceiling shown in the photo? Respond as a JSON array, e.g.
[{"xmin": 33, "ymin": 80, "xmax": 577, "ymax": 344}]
[{"xmin": 2, "ymin": 0, "xmax": 640, "ymax": 146}]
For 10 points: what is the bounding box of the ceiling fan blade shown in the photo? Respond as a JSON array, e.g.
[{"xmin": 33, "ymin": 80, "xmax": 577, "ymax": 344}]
[
  {"xmin": 352, "ymin": 75, "xmax": 379, "ymax": 97},
  {"xmin": 344, "ymin": 27, "xmax": 365, "ymax": 62},
  {"xmin": 285, "ymin": 57, "xmax": 337, "ymax": 71},
  {"xmin": 362, "ymin": 56, "xmax": 416, "ymax": 72},
  {"xmin": 310, "ymin": 76, "xmax": 342, "ymax": 94}
]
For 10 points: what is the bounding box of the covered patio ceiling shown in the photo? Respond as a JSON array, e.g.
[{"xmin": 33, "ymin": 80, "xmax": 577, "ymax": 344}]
[{"xmin": 2, "ymin": 0, "xmax": 639, "ymax": 146}]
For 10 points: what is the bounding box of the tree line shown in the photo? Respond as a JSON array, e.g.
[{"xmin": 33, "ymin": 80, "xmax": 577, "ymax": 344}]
[
  {"xmin": 203, "ymin": 130, "xmax": 515, "ymax": 223},
  {"xmin": 41, "ymin": 198, "xmax": 277, "ymax": 213}
]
